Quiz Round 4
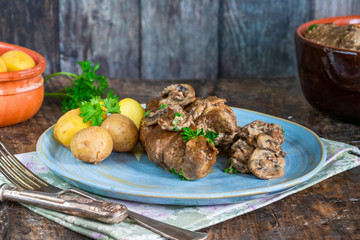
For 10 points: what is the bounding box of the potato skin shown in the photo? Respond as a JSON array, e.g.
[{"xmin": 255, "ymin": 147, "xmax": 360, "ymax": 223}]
[
  {"xmin": 54, "ymin": 108, "xmax": 92, "ymax": 149},
  {"xmin": 70, "ymin": 126, "xmax": 113, "ymax": 164},
  {"xmin": 101, "ymin": 114, "xmax": 139, "ymax": 152}
]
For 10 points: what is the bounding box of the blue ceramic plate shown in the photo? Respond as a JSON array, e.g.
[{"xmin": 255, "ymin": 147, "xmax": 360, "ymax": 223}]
[{"xmin": 36, "ymin": 108, "xmax": 326, "ymax": 205}]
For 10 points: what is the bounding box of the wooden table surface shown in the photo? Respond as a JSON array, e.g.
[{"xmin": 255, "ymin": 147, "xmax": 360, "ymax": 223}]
[{"xmin": 1, "ymin": 77, "xmax": 359, "ymax": 239}]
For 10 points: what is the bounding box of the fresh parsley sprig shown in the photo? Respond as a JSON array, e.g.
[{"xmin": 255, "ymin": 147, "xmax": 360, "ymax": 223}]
[
  {"xmin": 45, "ymin": 61, "xmax": 111, "ymax": 113},
  {"xmin": 205, "ymin": 130, "xmax": 219, "ymax": 145},
  {"xmin": 180, "ymin": 127, "xmax": 218, "ymax": 145},
  {"xmin": 79, "ymin": 94, "xmax": 121, "ymax": 126},
  {"xmin": 180, "ymin": 127, "xmax": 204, "ymax": 142},
  {"xmin": 171, "ymin": 168, "xmax": 189, "ymax": 181}
]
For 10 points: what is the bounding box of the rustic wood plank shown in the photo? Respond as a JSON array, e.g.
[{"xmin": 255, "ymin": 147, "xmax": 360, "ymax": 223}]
[
  {"xmin": 59, "ymin": 0, "xmax": 140, "ymax": 79},
  {"xmin": 0, "ymin": 0, "xmax": 59, "ymax": 74},
  {"xmin": 351, "ymin": 0, "xmax": 360, "ymax": 14},
  {"xmin": 0, "ymin": 202, "xmax": 10, "ymax": 240},
  {"xmin": 141, "ymin": 0, "xmax": 219, "ymax": 80},
  {"xmin": 314, "ymin": 0, "xmax": 357, "ymax": 19},
  {"xmin": 219, "ymin": 0, "xmax": 312, "ymax": 78},
  {"xmin": 2, "ymin": 77, "xmax": 360, "ymax": 239},
  {"xmin": 8, "ymin": 202, "xmax": 88, "ymax": 240}
]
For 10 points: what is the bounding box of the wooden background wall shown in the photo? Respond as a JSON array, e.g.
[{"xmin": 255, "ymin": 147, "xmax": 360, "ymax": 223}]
[{"xmin": 1, "ymin": 0, "xmax": 360, "ymax": 80}]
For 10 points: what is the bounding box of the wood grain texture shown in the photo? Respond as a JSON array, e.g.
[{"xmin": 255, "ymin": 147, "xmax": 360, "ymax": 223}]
[
  {"xmin": 1, "ymin": 77, "xmax": 360, "ymax": 239},
  {"xmin": 3, "ymin": 0, "xmax": 360, "ymax": 79},
  {"xmin": 140, "ymin": 0, "xmax": 219, "ymax": 80},
  {"xmin": 0, "ymin": 0, "xmax": 59, "ymax": 74},
  {"xmin": 314, "ymin": 0, "xmax": 360, "ymax": 19},
  {"xmin": 0, "ymin": 202, "xmax": 10, "ymax": 240},
  {"xmin": 59, "ymin": 0, "xmax": 140, "ymax": 78},
  {"xmin": 219, "ymin": 0, "xmax": 313, "ymax": 78}
]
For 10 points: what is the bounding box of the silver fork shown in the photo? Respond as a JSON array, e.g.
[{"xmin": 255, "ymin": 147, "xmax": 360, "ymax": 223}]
[{"xmin": 0, "ymin": 141, "xmax": 208, "ymax": 240}]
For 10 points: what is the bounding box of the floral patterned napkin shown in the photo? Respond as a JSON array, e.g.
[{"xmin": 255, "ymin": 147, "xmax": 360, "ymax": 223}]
[{"xmin": 0, "ymin": 138, "xmax": 359, "ymax": 240}]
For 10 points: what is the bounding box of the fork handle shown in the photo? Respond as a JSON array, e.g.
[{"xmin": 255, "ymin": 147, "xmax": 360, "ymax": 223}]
[
  {"xmin": 0, "ymin": 184, "xmax": 208, "ymax": 240},
  {"xmin": 0, "ymin": 183, "xmax": 127, "ymax": 224}
]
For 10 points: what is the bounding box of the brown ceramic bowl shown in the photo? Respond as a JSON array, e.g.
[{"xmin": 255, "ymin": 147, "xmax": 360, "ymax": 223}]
[
  {"xmin": 0, "ymin": 42, "xmax": 46, "ymax": 127},
  {"xmin": 295, "ymin": 16, "xmax": 360, "ymax": 122}
]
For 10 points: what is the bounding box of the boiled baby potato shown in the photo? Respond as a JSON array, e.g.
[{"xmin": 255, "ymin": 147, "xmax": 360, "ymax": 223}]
[
  {"xmin": 70, "ymin": 126, "xmax": 113, "ymax": 164},
  {"xmin": 54, "ymin": 108, "xmax": 92, "ymax": 148},
  {"xmin": 1, "ymin": 50, "xmax": 36, "ymax": 71},
  {"xmin": 0, "ymin": 57, "xmax": 7, "ymax": 72},
  {"xmin": 101, "ymin": 113, "xmax": 139, "ymax": 152},
  {"xmin": 119, "ymin": 98, "xmax": 145, "ymax": 129}
]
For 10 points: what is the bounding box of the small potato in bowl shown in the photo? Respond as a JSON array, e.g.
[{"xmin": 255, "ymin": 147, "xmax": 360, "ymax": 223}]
[
  {"xmin": 70, "ymin": 126, "xmax": 113, "ymax": 164},
  {"xmin": 101, "ymin": 114, "xmax": 139, "ymax": 152}
]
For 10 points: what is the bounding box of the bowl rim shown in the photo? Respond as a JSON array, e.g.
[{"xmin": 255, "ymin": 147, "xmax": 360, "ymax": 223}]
[
  {"xmin": 0, "ymin": 42, "xmax": 46, "ymax": 82},
  {"xmin": 295, "ymin": 15, "xmax": 360, "ymax": 53}
]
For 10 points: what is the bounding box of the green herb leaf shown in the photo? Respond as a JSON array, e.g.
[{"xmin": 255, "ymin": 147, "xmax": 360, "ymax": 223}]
[
  {"xmin": 79, "ymin": 95, "xmax": 120, "ymax": 126},
  {"xmin": 180, "ymin": 127, "xmax": 219, "ymax": 144},
  {"xmin": 180, "ymin": 127, "xmax": 204, "ymax": 142},
  {"xmin": 223, "ymin": 161, "xmax": 238, "ymax": 174},
  {"xmin": 103, "ymin": 97, "xmax": 121, "ymax": 114},
  {"xmin": 144, "ymin": 111, "xmax": 151, "ymax": 117},
  {"xmin": 171, "ymin": 168, "xmax": 189, "ymax": 181},
  {"xmin": 308, "ymin": 24, "xmax": 317, "ymax": 31},
  {"xmin": 171, "ymin": 112, "xmax": 184, "ymax": 131},
  {"xmin": 205, "ymin": 130, "xmax": 219, "ymax": 145},
  {"xmin": 44, "ymin": 61, "xmax": 114, "ymax": 113},
  {"xmin": 79, "ymin": 101, "xmax": 104, "ymax": 126},
  {"xmin": 159, "ymin": 103, "xmax": 167, "ymax": 109}
]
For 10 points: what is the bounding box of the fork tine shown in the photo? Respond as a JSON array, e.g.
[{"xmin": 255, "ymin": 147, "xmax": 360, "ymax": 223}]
[
  {"xmin": 0, "ymin": 149, "xmax": 41, "ymax": 190},
  {"xmin": 0, "ymin": 156, "xmax": 28, "ymax": 188},
  {"xmin": 0, "ymin": 141, "xmax": 49, "ymax": 190}
]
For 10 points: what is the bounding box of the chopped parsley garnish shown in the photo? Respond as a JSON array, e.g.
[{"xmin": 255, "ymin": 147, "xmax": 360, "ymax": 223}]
[
  {"xmin": 308, "ymin": 24, "xmax": 317, "ymax": 31},
  {"xmin": 172, "ymin": 112, "xmax": 184, "ymax": 131},
  {"xmin": 144, "ymin": 110, "xmax": 151, "ymax": 117},
  {"xmin": 159, "ymin": 103, "xmax": 167, "ymax": 109},
  {"xmin": 180, "ymin": 127, "xmax": 218, "ymax": 145},
  {"xmin": 171, "ymin": 168, "xmax": 189, "ymax": 181},
  {"xmin": 79, "ymin": 94, "xmax": 121, "ymax": 126},
  {"xmin": 143, "ymin": 104, "xmax": 167, "ymax": 117},
  {"xmin": 223, "ymin": 159, "xmax": 238, "ymax": 174}
]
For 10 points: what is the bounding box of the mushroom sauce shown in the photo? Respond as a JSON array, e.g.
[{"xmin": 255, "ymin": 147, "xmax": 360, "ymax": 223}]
[{"xmin": 303, "ymin": 23, "xmax": 360, "ymax": 51}]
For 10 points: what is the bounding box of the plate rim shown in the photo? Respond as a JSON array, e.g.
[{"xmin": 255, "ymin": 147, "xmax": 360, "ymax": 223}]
[{"xmin": 36, "ymin": 107, "xmax": 326, "ymax": 201}]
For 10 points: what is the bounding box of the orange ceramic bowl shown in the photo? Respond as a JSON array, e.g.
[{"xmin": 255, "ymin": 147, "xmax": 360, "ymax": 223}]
[
  {"xmin": 0, "ymin": 42, "xmax": 46, "ymax": 127},
  {"xmin": 295, "ymin": 16, "xmax": 360, "ymax": 122}
]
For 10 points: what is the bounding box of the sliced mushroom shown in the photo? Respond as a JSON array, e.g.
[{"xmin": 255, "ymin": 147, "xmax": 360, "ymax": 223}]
[
  {"xmin": 185, "ymin": 98, "xmax": 208, "ymax": 121},
  {"xmin": 160, "ymin": 84, "xmax": 196, "ymax": 107},
  {"xmin": 229, "ymin": 139, "xmax": 254, "ymax": 173},
  {"xmin": 158, "ymin": 104, "xmax": 193, "ymax": 131},
  {"xmin": 267, "ymin": 123, "xmax": 285, "ymax": 145},
  {"xmin": 255, "ymin": 133, "xmax": 286, "ymax": 157},
  {"xmin": 239, "ymin": 120, "xmax": 285, "ymax": 147},
  {"xmin": 248, "ymin": 149, "xmax": 286, "ymax": 179},
  {"xmin": 239, "ymin": 120, "xmax": 268, "ymax": 145},
  {"xmin": 195, "ymin": 105, "xmax": 238, "ymax": 148},
  {"xmin": 145, "ymin": 107, "xmax": 168, "ymax": 126},
  {"xmin": 185, "ymin": 96, "xmax": 227, "ymax": 121}
]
